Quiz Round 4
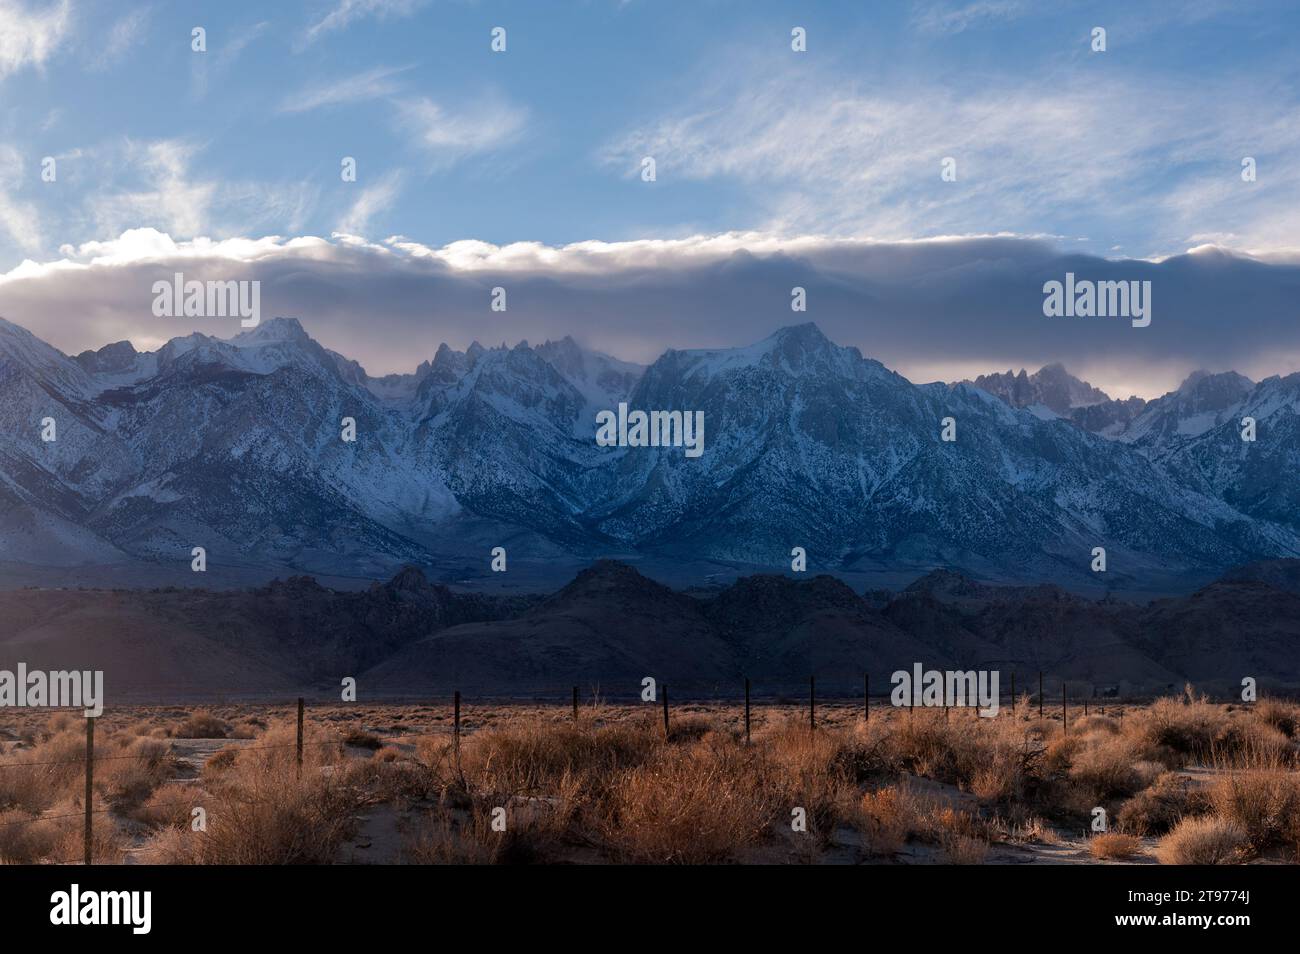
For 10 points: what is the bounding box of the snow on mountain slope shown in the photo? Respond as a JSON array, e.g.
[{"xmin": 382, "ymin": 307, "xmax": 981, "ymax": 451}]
[
  {"xmin": 1120, "ymin": 370, "xmax": 1255, "ymax": 447},
  {"xmin": 1, "ymin": 315, "xmax": 1298, "ymax": 586},
  {"xmin": 971, "ymin": 363, "xmax": 1110, "ymax": 414}
]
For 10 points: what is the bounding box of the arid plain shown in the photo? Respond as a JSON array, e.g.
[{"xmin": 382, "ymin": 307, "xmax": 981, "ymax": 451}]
[{"xmin": 2, "ymin": 693, "xmax": 1297, "ymax": 865}]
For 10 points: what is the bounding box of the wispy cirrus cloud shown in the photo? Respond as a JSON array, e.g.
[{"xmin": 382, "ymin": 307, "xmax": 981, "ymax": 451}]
[
  {"xmin": 87, "ymin": 6, "xmax": 150, "ymax": 72},
  {"xmin": 86, "ymin": 140, "xmax": 216, "ymax": 240},
  {"xmin": 0, "ymin": 0, "xmax": 70, "ymax": 78},
  {"xmin": 73, "ymin": 139, "xmax": 318, "ymax": 244},
  {"xmin": 338, "ymin": 170, "xmax": 404, "ymax": 234},
  {"xmin": 299, "ymin": 0, "xmax": 426, "ymax": 50},
  {"xmin": 278, "ymin": 63, "xmax": 413, "ymax": 113},
  {"xmin": 0, "ymin": 146, "xmax": 41, "ymax": 252},
  {"xmin": 395, "ymin": 95, "xmax": 529, "ymax": 168},
  {"xmin": 599, "ymin": 56, "xmax": 1300, "ymax": 256},
  {"xmin": 910, "ymin": 0, "xmax": 1032, "ymax": 35}
]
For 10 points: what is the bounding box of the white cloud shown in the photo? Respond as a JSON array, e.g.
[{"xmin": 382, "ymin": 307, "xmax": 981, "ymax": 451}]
[
  {"xmin": 395, "ymin": 95, "xmax": 528, "ymax": 167},
  {"xmin": 910, "ymin": 0, "xmax": 1032, "ymax": 35},
  {"xmin": 87, "ymin": 140, "xmax": 216, "ymax": 240},
  {"xmin": 279, "ymin": 64, "xmax": 412, "ymax": 113},
  {"xmin": 87, "ymin": 7, "xmax": 149, "ymax": 72},
  {"xmin": 300, "ymin": 0, "xmax": 425, "ymax": 49},
  {"xmin": 2, "ymin": 228, "xmax": 1299, "ymax": 397},
  {"xmin": 600, "ymin": 59, "xmax": 1300, "ymax": 253},
  {"xmin": 0, "ymin": 145, "xmax": 41, "ymax": 251},
  {"xmin": 0, "ymin": 0, "xmax": 70, "ymax": 78},
  {"xmin": 338, "ymin": 170, "xmax": 404, "ymax": 234}
]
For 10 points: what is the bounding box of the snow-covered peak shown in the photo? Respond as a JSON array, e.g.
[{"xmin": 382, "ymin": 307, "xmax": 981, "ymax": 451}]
[
  {"xmin": 1122, "ymin": 370, "xmax": 1256, "ymax": 445},
  {"xmin": 0, "ymin": 314, "xmax": 94, "ymax": 398},
  {"xmin": 535, "ymin": 336, "xmax": 644, "ymax": 415},
  {"xmin": 230, "ymin": 316, "xmax": 311, "ymax": 346},
  {"xmin": 970, "ymin": 362, "xmax": 1109, "ymax": 413}
]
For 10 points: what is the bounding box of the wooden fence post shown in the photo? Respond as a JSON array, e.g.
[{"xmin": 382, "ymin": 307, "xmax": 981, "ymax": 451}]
[
  {"xmin": 296, "ymin": 697, "xmax": 304, "ymax": 780},
  {"xmin": 864, "ymin": 673, "xmax": 869, "ymax": 723},
  {"xmin": 1062, "ymin": 683, "xmax": 1068, "ymax": 734},
  {"xmin": 662, "ymin": 685, "xmax": 669, "ymax": 737},
  {"xmin": 1039, "ymin": 672, "xmax": 1044, "ymax": 718},
  {"xmin": 809, "ymin": 676, "xmax": 816, "ymax": 731},
  {"xmin": 744, "ymin": 677, "xmax": 751, "ymax": 744},
  {"xmin": 572, "ymin": 686, "xmax": 578, "ymax": 722},
  {"xmin": 454, "ymin": 690, "xmax": 461, "ymax": 756},
  {"xmin": 84, "ymin": 716, "xmax": 94, "ymax": 865},
  {"xmin": 1010, "ymin": 672, "xmax": 1016, "ymax": 714}
]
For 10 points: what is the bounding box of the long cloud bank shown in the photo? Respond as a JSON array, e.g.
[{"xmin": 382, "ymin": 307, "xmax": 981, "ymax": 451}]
[{"xmin": 2, "ymin": 228, "xmax": 1299, "ymax": 399}]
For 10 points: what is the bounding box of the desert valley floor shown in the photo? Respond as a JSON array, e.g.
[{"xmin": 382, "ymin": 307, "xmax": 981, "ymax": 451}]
[{"xmin": 2, "ymin": 696, "xmax": 1297, "ymax": 865}]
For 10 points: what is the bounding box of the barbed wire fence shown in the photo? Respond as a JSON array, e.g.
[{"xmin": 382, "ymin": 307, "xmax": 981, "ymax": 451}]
[{"xmin": 0, "ymin": 672, "xmax": 1281, "ymax": 863}]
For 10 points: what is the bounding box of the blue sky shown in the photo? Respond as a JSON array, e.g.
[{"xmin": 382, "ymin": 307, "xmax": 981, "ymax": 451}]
[
  {"xmin": 1, "ymin": 0, "xmax": 1300, "ymax": 396},
  {"xmin": 4, "ymin": 0, "xmax": 1299, "ymax": 261}
]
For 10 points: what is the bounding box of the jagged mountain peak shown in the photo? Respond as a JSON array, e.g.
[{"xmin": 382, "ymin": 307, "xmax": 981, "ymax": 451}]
[
  {"xmin": 231, "ymin": 316, "xmax": 311, "ymax": 345},
  {"xmin": 970, "ymin": 362, "xmax": 1109, "ymax": 414},
  {"xmin": 1174, "ymin": 368, "xmax": 1254, "ymax": 398},
  {"xmin": 74, "ymin": 339, "xmax": 139, "ymax": 373},
  {"xmin": 3, "ymin": 313, "xmax": 1299, "ymax": 590}
]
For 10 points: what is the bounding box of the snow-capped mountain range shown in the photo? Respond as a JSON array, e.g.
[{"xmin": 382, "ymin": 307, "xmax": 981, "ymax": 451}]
[{"xmin": 2, "ymin": 314, "xmax": 1298, "ymax": 590}]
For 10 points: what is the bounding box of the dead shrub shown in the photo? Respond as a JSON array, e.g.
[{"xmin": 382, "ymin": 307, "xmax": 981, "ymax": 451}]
[
  {"xmin": 173, "ymin": 713, "xmax": 229, "ymax": 739},
  {"xmin": 1089, "ymin": 832, "xmax": 1142, "ymax": 860},
  {"xmin": 1117, "ymin": 772, "xmax": 1208, "ymax": 836},
  {"xmin": 1155, "ymin": 816, "xmax": 1247, "ymax": 865}
]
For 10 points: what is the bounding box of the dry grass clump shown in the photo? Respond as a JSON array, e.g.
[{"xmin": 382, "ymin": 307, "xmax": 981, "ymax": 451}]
[
  {"xmin": 758, "ymin": 718, "xmax": 870, "ymax": 842},
  {"xmin": 97, "ymin": 737, "xmax": 175, "ymax": 811},
  {"xmin": 0, "ymin": 728, "xmax": 86, "ymax": 814},
  {"xmin": 1129, "ymin": 697, "xmax": 1225, "ymax": 761},
  {"xmin": 1155, "ymin": 816, "xmax": 1247, "ymax": 865},
  {"xmin": 1089, "ymin": 832, "xmax": 1142, "ymax": 860},
  {"xmin": 598, "ymin": 739, "xmax": 777, "ymax": 862},
  {"xmin": 1117, "ymin": 772, "xmax": 1208, "ymax": 836},
  {"xmin": 1066, "ymin": 733, "xmax": 1147, "ymax": 801},
  {"xmin": 1072, "ymin": 715, "xmax": 1120, "ymax": 735},
  {"xmin": 1207, "ymin": 764, "xmax": 1300, "ymax": 856},
  {"xmin": 0, "ymin": 808, "xmax": 75, "ymax": 863},
  {"xmin": 850, "ymin": 782, "xmax": 991, "ymax": 862},
  {"xmin": 925, "ymin": 805, "xmax": 990, "ymax": 863},
  {"xmin": 129, "ymin": 783, "xmax": 198, "ymax": 830},
  {"xmin": 1253, "ymin": 699, "xmax": 1299, "ymax": 738},
  {"xmin": 147, "ymin": 728, "xmax": 354, "ymax": 864},
  {"xmin": 858, "ymin": 710, "xmax": 1035, "ymax": 803},
  {"xmin": 404, "ymin": 804, "xmax": 509, "ymax": 864},
  {"xmin": 854, "ymin": 785, "xmax": 917, "ymax": 856},
  {"xmin": 459, "ymin": 719, "xmax": 656, "ymax": 799},
  {"xmin": 173, "ymin": 712, "xmax": 229, "ymax": 739}
]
